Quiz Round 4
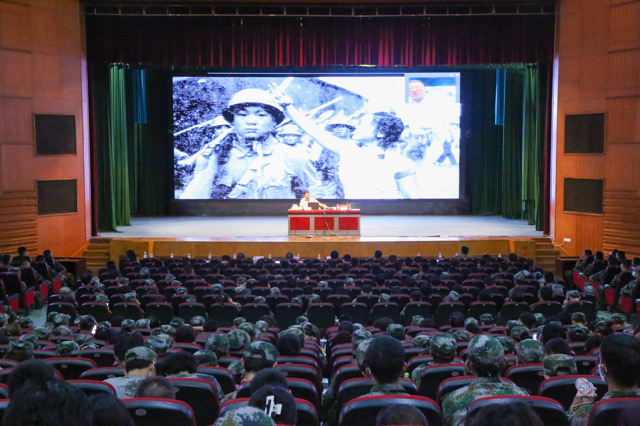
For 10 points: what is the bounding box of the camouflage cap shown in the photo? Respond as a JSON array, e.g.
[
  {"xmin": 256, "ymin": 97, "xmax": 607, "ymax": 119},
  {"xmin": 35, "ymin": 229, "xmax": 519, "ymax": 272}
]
[
  {"xmin": 430, "ymin": 334, "xmax": 457, "ymax": 358},
  {"xmin": 497, "ymin": 336, "xmax": 515, "ymax": 354},
  {"xmin": 99, "ymin": 321, "xmax": 112, "ymax": 328},
  {"xmin": 123, "ymin": 292, "xmax": 137, "ymax": 303},
  {"xmin": 32, "ymin": 326, "xmax": 51, "ymax": 340},
  {"xmin": 445, "ymin": 291, "xmax": 460, "ymax": 302},
  {"xmin": 193, "ymin": 349, "xmax": 218, "ymax": 366},
  {"xmin": 452, "ymin": 329, "xmax": 472, "ymax": 342},
  {"xmin": 94, "ymin": 283, "xmax": 106, "ymax": 293},
  {"xmin": 318, "ymin": 280, "xmax": 329, "ymax": 288},
  {"xmin": 255, "ymin": 320, "xmax": 269, "ymax": 332},
  {"xmin": 212, "ymin": 284, "xmax": 224, "ymax": 293},
  {"xmin": 73, "ymin": 316, "xmax": 83, "ymax": 326},
  {"xmin": 567, "ymin": 290, "xmax": 580, "ymax": 299},
  {"xmin": 533, "ymin": 313, "xmax": 545, "ymax": 326},
  {"xmin": 413, "ymin": 334, "xmax": 432, "ymax": 348},
  {"xmin": 280, "ymin": 327, "xmax": 305, "ymax": 346},
  {"xmin": 8, "ymin": 340, "xmax": 33, "ymax": 354},
  {"xmin": 412, "ymin": 315, "xmax": 425, "ymax": 326},
  {"xmin": 479, "ymin": 313, "xmax": 494, "ymax": 325},
  {"xmin": 121, "ymin": 319, "xmax": 136, "ymax": 332},
  {"xmin": 386, "ymin": 323, "xmax": 405, "ymax": 341},
  {"xmin": 170, "ymin": 317, "xmax": 186, "ymax": 328},
  {"xmin": 56, "ymin": 341, "xmax": 80, "ymax": 357},
  {"xmin": 136, "ymin": 318, "xmax": 151, "ymax": 329},
  {"xmin": 52, "ymin": 325, "xmax": 72, "ymax": 336},
  {"xmin": 302, "ymin": 322, "xmax": 320, "ymax": 339},
  {"xmin": 233, "ymin": 317, "xmax": 247, "ymax": 326},
  {"xmin": 3, "ymin": 305, "xmax": 17, "ymax": 323},
  {"xmin": 74, "ymin": 333, "xmax": 96, "ymax": 348},
  {"xmin": 118, "ymin": 276, "xmax": 130, "ymax": 284},
  {"xmin": 610, "ymin": 313, "xmax": 626, "ymax": 324},
  {"xmin": 190, "ymin": 316, "xmax": 205, "ymax": 327},
  {"xmin": 552, "ymin": 283, "xmax": 565, "ymax": 294},
  {"xmin": 203, "ymin": 335, "xmax": 228, "ymax": 355},
  {"xmin": 515, "ymin": 339, "xmax": 544, "ymax": 363},
  {"xmin": 213, "ymin": 406, "xmax": 276, "ymax": 426},
  {"xmin": 125, "ymin": 346, "xmax": 157, "ymax": 363},
  {"xmin": 344, "ymin": 277, "xmax": 355, "ymax": 286},
  {"xmin": 544, "ymin": 353, "xmax": 577, "ymax": 376},
  {"xmin": 165, "ymin": 273, "xmax": 176, "ymax": 281},
  {"xmin": 234, "ymin": 286, "xmax": 247, "ymax": 295},
  {"xmin": 296, "ymin": 316, "xmax": 309, "ymax": 325},
  {"xmin": 464, "ymin": 317, "xmax": 479, "ymax": 327},
  {"xmin": 19, "ymin": 334, "xmax": 38, "ymax": 349},
  {"xmin": 53, "ymin": 313, "xmax": 71, "ymax": 326},
  {"xmin": 96, "ymin": 294, "xmax": 109, "ymax": 303},
  {"xmin": 354, "ymin": 338, "xmax": 373, "ymax": 368},
  {"xmin": 352, "ymin": 323, "xmax": 365, "ymax": 331},
  {"xmin": 509, "ymin": 326, "xmax": 530, "ymax": 342},
  {"xmin": 236, "ymin": 276, "xmax": 247, "ymax": 284},
  {"xmin": 291, "ymin": 296, "xmax": 303, "ymax": 304},
  {"xmin": 46, "ymin": 311, "xmax": 59, "ymax": 322},
  {"xmin": 379, "ymin": 293, "xmax": 390, "ymax": 302},
  {"xmin": 175, "ymin": 286, "xmax": 187, "ymax": 294},
  {"xmin": 239, "ymin": 322, "xmax": 256, "ymax": 337},
  {"xmin": 254, "ymin": 296, "xmax": 266, "ymax": 304},
  {"xmin": 228, "ymin": 328, "xmax": 252, "ymax": 350},
  {"xmin": 18, "ymin": 317, "xmax": 34, "ymax": 328},
  {"xmin": 308, "ymin": 294, "xmax": 321, "ymax": 303},
  {"xmin": 140, "ymin": 267, "xmax": 150, "ymax": 277},
  {"xmin": 244, "ymin": 341, "xmax": 279, "ymax": 362},
  {"xmin": 270, "ymin": 287, "xmax": 281, "ymax": 295},
  {"xmin": 59, "ymin": 286, "xmax": 73, "ymax": 295},
  {"xmin": 157, "ymin": 325, "xmax": 176, "ymax": 336},
  {"xmin": 352, "ymin": 328, "xmax": 373, "ymax": 346},
  {"xmin": 467, "ymin": 335, "xmax": 505, "ymax": 368},
  {"xmin": 595, "ymin": 320, "xmax": 613, "ymax": 333},
  {"xmin": 227, "ymin": 360, "xmax": 245, "ymax": 377},
  {"xmin": 145, "ymin": 335, "xmax": 170, "ymax": 355},
  {"xmin": 571, "ymin": 312, "xmax": 586, "ymax": 323},
  {"xmin": 568, "ymin": 325, "xmax": 590, "ymax": 342},
  {"xmin": 506, "ymin": 320, "xmax": 523, "ymax": 331}
]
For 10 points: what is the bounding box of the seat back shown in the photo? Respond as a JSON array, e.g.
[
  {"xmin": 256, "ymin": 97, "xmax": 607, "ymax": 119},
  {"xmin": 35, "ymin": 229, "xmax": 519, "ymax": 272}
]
[
  {"xmin": 338, "ymin": 302, "xmax": 369, "ymax": 325},
  {"xmin": 123, "ymin": 398, "xmax": 196, "ymax": 426},
  {"xmin": 588, "ymin": 397, "xmax": 640, "ymax": 426},
  {"xmin": 168, "ymin": 378, "xmax": 219, "ymax": 426},
  {"xmin": 79, "ymin": 367, "xmax": 125, "ymax": 381},
  {"xmin": 467, "ymin": 395, "xmax": 568, "ymax": 426},
  {"xmin": 177, "ymin": 302, "xmax": 207, "ymax": 323},
  {"xmin": 339, "ymin": 395, "xmax": 442, "ymax": 426},
  {"xmin": 67, "ymin": 379, "xmax": 117, "ymax": 397},
  {"xmin": 435, "ymin": 302, "xmax": 466, "ymax": 327},
  {"xmin": 500, "ymin": 301, "xmax": 529, "ymax": 321},
  {"xmin": 417, "ymin": 364, "xmax": 467, "ymax": 400},
  {"xmin": 537, "ymin": 375, "xmax": 606, "ymax": 410},
  {"xmin": 44, "ymin": 357, "xmax": 98, "ymax": 380},
  {"xmin": 274, "ymin": 303, "xmax": 304, "ymax": 329},
  {"xmin": 504, "ymin": 363, "xmax": 545, "ymax": 395},
  {"xmin": 240, "ymin": 303, "xmax": 271, "ymax": 323},
  {"xmin": 402, "ymin": 302, "xmax": 434, "ymax": 325},
  {"xmin": 79, "ymin": 349, "xmax": 116, "ymax": 367},
  {"xmin": 276, "ymin": 364, "xmax": 322, "ymax": 395},
  {"xmin": 196, "ymin": 366, "xmax": 235, "ymax": 394},
  {"xmin": 306, "ymin": 302, "xmax": 336, "ymax": 330},
  {"xmin": 287, "ymin": 378, "xmax": 320, "ymax": 410},
  {"xmin": 468, "ymin": 301, "xmax": 498, "ymax": 320},
  {"xmin": 112, "ymin": 302, "xmax": 144, "ymax": 320},
  {"xmin": 369, "ymin": 302, "xmax": 401, "ymax": 324},
  {"xmin": 206, "ymin": 303, "xmax": 238, "ymax": 327}
]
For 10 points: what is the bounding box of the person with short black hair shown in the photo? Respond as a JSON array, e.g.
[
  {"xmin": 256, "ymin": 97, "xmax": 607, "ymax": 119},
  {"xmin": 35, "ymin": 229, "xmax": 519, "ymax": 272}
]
[
  {"xmin": 104, "ymin": 346, "xmax": 157, "ymax": 399},
  {"xmin": 4, "ymin": 379, "xmax": 92, "ymax": 426},
  {"xmin": 567, "ymin": 334, "xmax": 640, "ymax": 426},
  {"xmin": 376, "ymin": 403, "xmax": 428, "ymax": 426},
  {"xmin": 174, "ymin": 325, "xmax": 197, "ymax": 343},
  {"xmin": 89, "ymin": 393, "xmax": 135, "ymax": 426},
  {"xmin": 249, "ymin": 368, "xmax": 288, "ymax": 394},
  {"xmin": 465, "ymin": 401, "xmax": 543, "ymax": 426},
  {"xmin": 159, "ymin": 351, "xmax": 223, "ymax": 398},
  {"xmin": 7, "ymin": 359, "xmax": 58, "ymax": 397},
  {"xmin": 540, "ymin": 321, "xmax": 566, "ymax": 345},
  {"xmin": 276, "ymin": 333, "xmax": 301, "ymax": 356},
  {"xmin": 113, "ymin": 332, "xmax": 145, "ymax": 366},
  {"xmin": 135, "ymin": 376, "xmax": 176, "ymax": 399},
  {"xmin": 249, "ymin": 385, "xmax": 297, "ymax": 425},
  {"xmin": 202, "ymin": 319, "xmax": 218, "ymax": 332},
  {"xmin": 362, "ymin": 336, "xmax": 407, "ymax": 395}
]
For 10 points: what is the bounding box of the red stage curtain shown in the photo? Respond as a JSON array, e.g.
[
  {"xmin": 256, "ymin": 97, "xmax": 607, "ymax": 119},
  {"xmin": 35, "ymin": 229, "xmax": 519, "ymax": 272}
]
[{"xmin": 86, "ymin": 15, "xmax": 554, "ymax": 67}]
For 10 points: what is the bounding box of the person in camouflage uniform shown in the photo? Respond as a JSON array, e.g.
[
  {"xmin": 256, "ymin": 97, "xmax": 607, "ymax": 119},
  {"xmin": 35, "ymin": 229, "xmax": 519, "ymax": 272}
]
[
  {"xmin": 120, "ymin": 319, "xmax": 136, "ymax": 332},
  {"xmin": 161, "ymin": 351, "xmax": 224, "ymax": 399},
  {"xmin": 104, "ymin": 346, "xmax": 157, "ymax": 399},
  {"xmin": 442, "ymin": 335, "xmax": 528, "ymax": 426},
  {"xmin": 145, "ymin": 335, "xmax": 171, "ymax": 357},
  {"xmin": 214, "ymin": 406, "xmax": 276, "ymax": 426},
  {"xmin": 509, "ymin": 325, "xmax": 530, "ymax": 342},
  {"xmin": 228, "ymin": 328, "xmax": 252, "ymax": 352},
  {"xmin": 567, "ymin": 334, "xmax": 640, "ymax": 426},
  {"xmin": 361, "ymin": 336, "xmax": 408, "ymax": 397},
  {"xmin": 515, "ymin": 339, "xmax": 544, "ymax": 364},
  {"xmin": 497, "ymin": 336, "xmax": 516, "ymax": 355},
  {"xmin": 193, "ymin": 349, "xmax": 218, "ymax": 366},
  {"xmin": 221, "ymin": 341, "xmax": 279, "ymax": 404},
  {"xmin": 18, "ymin": 317, "xmax": 33, "ymax": 328},
  {"xmin": 205, "ymin": 334, "xmax": 231, "ymax": 357},
  {"xmin": 32, "ymin": 326, "xmax": 51, "ymax": 340},
  {"xmin": 411, "ymin": 333, "xmax": 458, "ymax": 384},
  {"xmin": 74, "ymin": 333, "xmax": 99, "ymax": 350},
  {"xmin": 543, "ymin": 353, "xmax": 577, "ymax": 378},
  {"xmin": 387, "ymin": 323, "xmax": 406, "ymax": 341},
  {"xmin": 136, "ymin": 318, "xmax": 151, "ymax": 329},
  {"xmin": 567, "ymin": 324, "xmax": 590, "ymax": 342},
  {"xmin": 55, "ymin": 341, "xmax": 80, "ymax": 357},
  {"xmin": 571, "ymin": 312, "xmax": 587, "ymax": 327},
  {"xmin": 412, "ymin": 334, "xmax": 431, "ymax": 349},
  {"xmin": 190, "ymin": 316, "xmax": 205, "ymax": 327},
  {"xmin": 170, "ymin": 317, "xmax": 186, "ymax": 328}
]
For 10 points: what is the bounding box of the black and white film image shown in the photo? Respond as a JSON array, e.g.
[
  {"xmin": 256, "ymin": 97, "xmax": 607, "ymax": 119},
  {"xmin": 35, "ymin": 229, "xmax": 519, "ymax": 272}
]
[{"xmin": 173, "ymin": 73, "xmax": 460, "ymax": 200}]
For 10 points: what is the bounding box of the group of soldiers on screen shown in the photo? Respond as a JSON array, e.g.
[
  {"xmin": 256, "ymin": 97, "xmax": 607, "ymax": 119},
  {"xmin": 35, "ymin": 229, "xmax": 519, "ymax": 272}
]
[{"xmin": 174, "ymin": 81, "xmax": 460, "ymax": 200}]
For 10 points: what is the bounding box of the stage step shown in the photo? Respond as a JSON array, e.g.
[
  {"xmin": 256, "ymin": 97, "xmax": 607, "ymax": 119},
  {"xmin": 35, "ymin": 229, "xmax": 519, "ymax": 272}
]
[
  {"xmin": 533, "ymin": 237, "xmax": 560, "ymax": 273},
  {"xmin": 83, "ymin": 237, "xmax": 111, "ymax": 273}
]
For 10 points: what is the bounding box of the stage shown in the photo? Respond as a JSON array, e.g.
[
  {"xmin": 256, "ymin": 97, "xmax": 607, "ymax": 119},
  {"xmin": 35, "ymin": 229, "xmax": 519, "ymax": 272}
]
[{"xmin": 96, "ymin": 215, "xmax": 548, "ymax": 262}]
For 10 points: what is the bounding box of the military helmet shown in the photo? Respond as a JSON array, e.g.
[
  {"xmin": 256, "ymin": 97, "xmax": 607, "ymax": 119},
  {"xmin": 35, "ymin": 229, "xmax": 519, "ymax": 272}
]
[
  {"xmin": 223, "ymin": 89, "xmax": 285, "ymax": 125},
  {"xmin": 212, "ymin": 115, "xmax": 231, "ymax": 129},
  {"xmin": 281, "ymin": 123, "xmax": 302, "ymax": 136}
]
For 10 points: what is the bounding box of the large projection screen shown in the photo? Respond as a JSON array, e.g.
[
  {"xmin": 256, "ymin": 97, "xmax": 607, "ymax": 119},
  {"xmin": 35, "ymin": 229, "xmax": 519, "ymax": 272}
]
[{"xmin": 173, "ymin": 72, "xmax": 461, "ymax": 201}]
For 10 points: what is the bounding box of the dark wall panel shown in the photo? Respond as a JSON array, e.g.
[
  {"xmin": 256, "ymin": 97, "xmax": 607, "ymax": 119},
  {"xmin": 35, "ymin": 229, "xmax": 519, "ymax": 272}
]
[
  {"xmin": 564, "ymin": 178, "xmax": 603, "ymax": 214},
  {"xmin": 37, "ymin": 180, "xmax": 78, "ymax": 215},
  {"xmin": 34, "ymin": 114, "xmax": 77, "ymax": 155},
  {"xmin": 564, "ymin": 113, "xmax": 605, "ymax": 154}
]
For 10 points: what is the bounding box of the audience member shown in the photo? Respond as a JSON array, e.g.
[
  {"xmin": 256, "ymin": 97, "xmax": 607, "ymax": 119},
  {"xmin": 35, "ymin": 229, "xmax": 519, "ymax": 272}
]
[
  {"xmin": 376, "ymin": 404, "xmax": 428, "ymax": 426},
  {"xmin": 135, "ymin": 376, "xmax": 177, "ymax": 399},
  {"xmin": 89, "ymin": 393, "xmax": 135, "ymax": 426},
  {"xmin": 104, "ymin": 346, "xmax": 157, "ymax": 399}
]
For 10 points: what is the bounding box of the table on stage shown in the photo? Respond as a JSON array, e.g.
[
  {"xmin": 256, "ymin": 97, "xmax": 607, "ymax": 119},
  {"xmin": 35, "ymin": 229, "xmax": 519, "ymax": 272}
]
[{"xmin": 288, "ymin": 209, "xmax": 361, "ymax": 236}]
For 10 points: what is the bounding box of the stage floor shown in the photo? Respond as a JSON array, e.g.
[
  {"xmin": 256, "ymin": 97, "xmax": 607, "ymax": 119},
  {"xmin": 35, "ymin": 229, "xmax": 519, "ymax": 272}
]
[{"xmin": 98, "ymin": 215, "xmax": 543, "ymax": 241}]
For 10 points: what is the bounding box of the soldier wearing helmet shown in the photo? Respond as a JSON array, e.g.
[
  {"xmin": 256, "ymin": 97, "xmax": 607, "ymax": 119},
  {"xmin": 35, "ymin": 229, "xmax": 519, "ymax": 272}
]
[
  {"xmin": 276, "ymin": 124, "xmax": 324, "ymax": 197},
  {"xmin": 181, "ymin": 88, "xmax": 299, "ymax": 199}
]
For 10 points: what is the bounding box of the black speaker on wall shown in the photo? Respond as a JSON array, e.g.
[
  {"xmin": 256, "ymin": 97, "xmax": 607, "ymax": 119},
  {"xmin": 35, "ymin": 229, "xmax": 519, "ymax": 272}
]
[
  {"xmin": 34, "ymin": 114, "xmax": 76, "ymax": 155},
  {"xmin": 564, "ymin": 178, "xmax": 603, "ymax": 214},
  {"xmin": 37, "ymin": 180, "xmax": 77, "ymax": 215},
  {"xmin": 564, "ymin": 113, "xmax": 605, "ymax": 154}
]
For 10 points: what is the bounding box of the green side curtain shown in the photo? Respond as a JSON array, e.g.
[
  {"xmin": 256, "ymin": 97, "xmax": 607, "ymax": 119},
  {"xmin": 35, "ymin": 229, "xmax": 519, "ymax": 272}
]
[
  {"xmin": 522, "ymin": 65, "xmax": 545, "ymax": 230},
  {"xmin": 501, "ymin": 68, "xmax": 524, "ymax": 219},
  {"xmin": 109, "ymin": 66, "xmax": 131, "ymax": 227}
]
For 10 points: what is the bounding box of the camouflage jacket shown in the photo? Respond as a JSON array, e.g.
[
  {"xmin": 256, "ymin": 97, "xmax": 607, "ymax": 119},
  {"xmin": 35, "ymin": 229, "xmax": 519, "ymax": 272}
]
[
  {"xmin": 104, "ymin": 375, "xmax": 146, "ymax": 399},
  {"xmin": 567, "ymin": 390, "xmax": 640, "ymax": 426},
  {"xmin": 365, "ymin": 381, "xmax": 408, "ymax": 397},
  {"xmin": 442, "ymin": 377, "xmax": 529, "ymax": 426}
]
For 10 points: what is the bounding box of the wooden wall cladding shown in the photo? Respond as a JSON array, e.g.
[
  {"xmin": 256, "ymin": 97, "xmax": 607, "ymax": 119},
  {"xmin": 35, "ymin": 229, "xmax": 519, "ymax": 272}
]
[
  {"xmin": 0, "ymin": 191, "xmax": 39, "ymax": 255},
  {"xmin": 603, "ymin": 189, "xmax": 640, "ymax": 257}
]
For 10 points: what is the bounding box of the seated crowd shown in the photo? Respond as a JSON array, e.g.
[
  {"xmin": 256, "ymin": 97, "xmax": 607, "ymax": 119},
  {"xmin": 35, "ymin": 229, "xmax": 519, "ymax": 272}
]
[{"xmin": 0, "ymin": 245, "xmax": 638, "ymax": 425}]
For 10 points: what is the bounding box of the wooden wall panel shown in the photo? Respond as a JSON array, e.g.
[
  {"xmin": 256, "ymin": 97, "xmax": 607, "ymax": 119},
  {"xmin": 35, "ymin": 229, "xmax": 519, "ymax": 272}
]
[
  {"xmin": 0, "ymin": 191, "xmax": 38, "ymax": 255},
  {"xmin": 608, "ymin": 49, "xmax": 640, "ymax": 97},
  {"xmin": 0, "ymin": 0, "xmax": 89, "ymax": 257},
  {"xmin": 610, "ymin": 2, "xmax": 640, "ymax": 51},
  {"xmin": 607, "ymin": 97, "xmax": 639, "ymax": 144},
  {"xmin": 603, "ymin": 189, "xmax": 640, "ymax": 257}
]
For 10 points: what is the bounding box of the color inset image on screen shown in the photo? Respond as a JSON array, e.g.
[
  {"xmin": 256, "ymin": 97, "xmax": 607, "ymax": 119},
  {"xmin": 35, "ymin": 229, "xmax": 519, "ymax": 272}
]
[{"xmin": 173, "ymin": 72, "xmax": 460, "ymax": 200}]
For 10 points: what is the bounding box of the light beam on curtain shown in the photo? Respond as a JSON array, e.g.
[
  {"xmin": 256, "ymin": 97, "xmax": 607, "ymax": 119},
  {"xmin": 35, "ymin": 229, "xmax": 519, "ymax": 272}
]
[{"xmin": 523, "ymin": 65, "xmax": 545, "ymax": 230}]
